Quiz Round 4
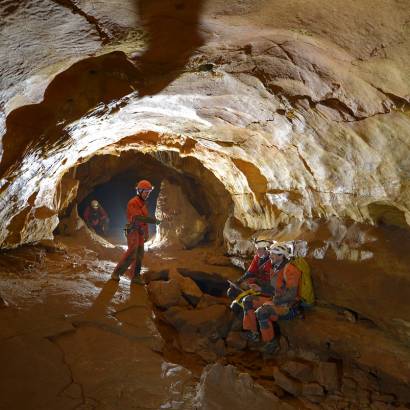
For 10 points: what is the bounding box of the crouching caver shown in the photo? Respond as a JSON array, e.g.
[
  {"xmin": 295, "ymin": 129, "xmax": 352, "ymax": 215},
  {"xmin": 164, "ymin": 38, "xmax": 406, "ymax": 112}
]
[
  {"xmin": 242, "ymin": 242, "xmax": 302, "ymax": 354},
  {"xmin": 110, "ymin": 179, "xmax": 161, "ymax": 285},
  {"xmin": 84, "ymin": 200, "xmax": 109, "ymax": 236}
]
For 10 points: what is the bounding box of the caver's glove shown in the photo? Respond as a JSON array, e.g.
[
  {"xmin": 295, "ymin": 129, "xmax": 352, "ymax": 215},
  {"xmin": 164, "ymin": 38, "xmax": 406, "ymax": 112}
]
[{"xmin": 237, "ymin": 271, "xmax": 255, "ymax": 284}]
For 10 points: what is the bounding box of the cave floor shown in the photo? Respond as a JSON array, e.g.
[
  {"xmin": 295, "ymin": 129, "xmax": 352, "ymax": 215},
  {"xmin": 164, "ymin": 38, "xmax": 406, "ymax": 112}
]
[
  {"xmin": 0, "ymin": 229, "xmax": 252, "ymax": 410},
  {"xmin": 2, "ymin": 237, "xmax": 409, "ymax": 410},
  {"xmin": 0, "ymin": 238, "xmax": 235, "ymax": 410}
]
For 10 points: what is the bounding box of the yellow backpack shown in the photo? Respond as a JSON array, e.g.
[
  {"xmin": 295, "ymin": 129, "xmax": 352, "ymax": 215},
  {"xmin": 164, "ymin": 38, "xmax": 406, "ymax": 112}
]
[{"xmin": 290, "ymin": 257, "xmax": 315, "ymax": 306}]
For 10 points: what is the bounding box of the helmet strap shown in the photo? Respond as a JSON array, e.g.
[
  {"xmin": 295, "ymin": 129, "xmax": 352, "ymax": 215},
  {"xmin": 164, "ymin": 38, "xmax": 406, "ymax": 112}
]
[
  {"xmin": 273, "ymin": 258, "xmax": 287, "ymax": 273},
  {"xmin": 136, "ymin": 188, "xmax": 151, "ymax": 200}
]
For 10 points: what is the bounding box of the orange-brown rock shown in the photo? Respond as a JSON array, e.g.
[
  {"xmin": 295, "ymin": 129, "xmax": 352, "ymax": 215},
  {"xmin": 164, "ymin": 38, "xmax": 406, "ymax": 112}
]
[
  {"xmin": 168, "ymin": 268, "xmax": 203, "ymax": 306},
  {"xmin": 147, "ymin": 279, "xmax": 182, "ymax": 309},
  {"xmin": 280, "ymin": 307, "xmax": 410, "ymax": 402},
  {"xmin": 195, "ymin": 363, "xmax": 295, "ymax": 410},
  {"xmin": 1, "ymin": 1, "xmax": 410, "ymax": 408}
]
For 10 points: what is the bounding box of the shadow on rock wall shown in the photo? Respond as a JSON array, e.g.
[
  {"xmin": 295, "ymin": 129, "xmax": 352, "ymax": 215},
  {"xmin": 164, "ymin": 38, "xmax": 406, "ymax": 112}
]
[
  {"xmin": 1, "ymin": 0, "xmax": 206, "ymax": 178},
  {"xmin": 133, "ymin": 0, "xmax": 205, "ymax": 96},
  {"xmin": 0, "ymin": 51, "xmax": 139, "ymax": 178}
]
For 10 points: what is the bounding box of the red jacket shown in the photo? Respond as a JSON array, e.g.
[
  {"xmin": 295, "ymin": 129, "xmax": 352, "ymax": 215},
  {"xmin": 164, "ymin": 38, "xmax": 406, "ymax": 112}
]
[
  {"xmin": 84, "ymin": 206, "xmax": 108, "ymax": 227},
  {"xmin": 127, "ymin": 196, "xmax": 149, "ymax": 240},
  {"xmin": 247, "ymin": 254, "xmax": 271, "ymax": 284}
]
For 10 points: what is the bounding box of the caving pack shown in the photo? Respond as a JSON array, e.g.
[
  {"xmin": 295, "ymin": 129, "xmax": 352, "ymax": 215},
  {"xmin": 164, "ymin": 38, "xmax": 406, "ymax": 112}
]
[{"xmin": 286, "ymin": 240, "xmax": 315, "ymax": 306}]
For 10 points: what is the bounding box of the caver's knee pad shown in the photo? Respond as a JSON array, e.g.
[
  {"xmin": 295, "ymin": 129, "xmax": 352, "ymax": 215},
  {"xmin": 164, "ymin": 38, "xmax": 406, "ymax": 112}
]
[
  {"xmin": 230, "ymin": 301, "xmax": 243, "ymax": 317},
  {"xmin": 255, "ymin": 305, "xmax": 272, "ymax": 322},
  {"xmin": 242, "ymin": 295, "xmax": 255, "ymax": 311},
  {"xmin": 227, "ymin": 286, "xmax": 241, "ymax": 300}
]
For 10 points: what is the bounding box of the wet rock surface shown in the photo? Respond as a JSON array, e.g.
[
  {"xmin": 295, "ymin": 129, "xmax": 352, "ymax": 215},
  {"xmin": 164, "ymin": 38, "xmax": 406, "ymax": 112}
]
[
  {"xmin": 154, "ymin": 179, "xmax": 208, "ymax": 249},
  {"xmin": 0, "ymin": 241, "xmax": 195, "ymax": 409},
  {"xmin": 147, "ymin": 279, "xmax": 183, "ymax": 309},
  {"xmin": 1, "ymin": 0, "xmax": 410, "ymax": 352},
  {"xmin": 194, "ymin": 363, "xmax": 293, "ymax": 410},
  {"xmin": 0, "ymin": 240, "xmax": 409, "ymax": 409},
  {"xmin": 1, "ymin": 1, "xmax": 410, "ymax": 408},
  {"xmin": 142, "ymin": 249, "xmax": 410, "ymax": 409}
]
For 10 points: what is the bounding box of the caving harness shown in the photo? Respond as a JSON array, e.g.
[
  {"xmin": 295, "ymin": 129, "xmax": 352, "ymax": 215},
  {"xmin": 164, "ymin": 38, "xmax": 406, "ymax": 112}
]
[{"xmin": 124, "ymin": 215, "xmax": 159, "ymax": 236}]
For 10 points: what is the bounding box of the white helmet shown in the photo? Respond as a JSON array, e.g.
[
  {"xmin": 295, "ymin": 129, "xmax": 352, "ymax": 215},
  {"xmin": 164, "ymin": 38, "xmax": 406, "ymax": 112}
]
[
  {"xmin": 254, "ymin": 240, "xmax": 272, "ymax": 250},
  {"xmin": 91, "ymin": 200, "xmax": 99, "ymax": 209},
  {"xmin": 269, "ymin": 242, "xmax": 293, "ymax": 259}
]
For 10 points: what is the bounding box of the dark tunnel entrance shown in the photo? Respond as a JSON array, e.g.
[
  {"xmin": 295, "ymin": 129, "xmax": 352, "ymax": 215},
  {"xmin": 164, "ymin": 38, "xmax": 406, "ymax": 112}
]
[
  {"xmin": 70, "ymin": 149, "xmax": 233, "ymax": 249},
  {"xmin": 78, "ymin": 171, "xmax": 161, "ymax": 243}
]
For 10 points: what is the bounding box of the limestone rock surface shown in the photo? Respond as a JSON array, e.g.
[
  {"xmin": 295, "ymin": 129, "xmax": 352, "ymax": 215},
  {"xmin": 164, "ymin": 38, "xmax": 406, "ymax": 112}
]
[
  {"xmin": 1, "ymin": 2, "xmax": 410, "ymax": 404},
  {"xmin": 147, "ymin": 279, "xmax": 182, "ymax": 309},
  {"xmin": 1, "ymin": 0, "xmax": 410, "ymax": 249},
  {"xmin": 280, "ymin": 307, "xmax": 410, "ymax": 402},
  {"xmin": 154, "ymin": 179, "xmax": 208, "ymax": 249},
  {"xmin": 194, "ymin": 363, "xmax": 295, "ymax": 410},
  {"xmin": 169, "ymin": 268, "xmax": 203, "ymax": 306}
]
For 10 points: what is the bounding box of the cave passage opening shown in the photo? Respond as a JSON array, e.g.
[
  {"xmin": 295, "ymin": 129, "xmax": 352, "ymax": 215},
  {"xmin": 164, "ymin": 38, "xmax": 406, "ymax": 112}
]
[
  {"xmin": 78, "ymin": 169, "xmax": 161, "ymax": 243},
  {"xmin": 71, "ymin": 148, "xmax": 233, "ymax": 250}
]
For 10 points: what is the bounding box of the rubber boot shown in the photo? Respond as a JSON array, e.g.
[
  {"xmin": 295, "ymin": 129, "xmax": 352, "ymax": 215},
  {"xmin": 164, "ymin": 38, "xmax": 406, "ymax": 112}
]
[
  {"xmin": 131, "ymin": 275, "xmax": 144, "ymax": 285},
  {"xmin": 262, "ymin": 338, "xmax": 279, "ymax": 355},
  {"xmin": 241, "ymin": 331, "xmax": 260, "ymax": 343}
]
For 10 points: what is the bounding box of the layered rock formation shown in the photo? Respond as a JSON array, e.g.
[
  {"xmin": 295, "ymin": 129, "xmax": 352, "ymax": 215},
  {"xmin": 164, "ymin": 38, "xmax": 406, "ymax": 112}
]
[
  {"xmin": 1, "ymin": 0, "xmax": 409, "ymax": 249},
  {"xmin": 154, "ymin": 179, "xmax": 208, "ymax": 249},
  {"xmin": 2, "ymin": 0, "xmax": 403, "ymax": 345},
  {"xmin": 1, "ymin": 0, "xmax": 410, "ymax": 407}
]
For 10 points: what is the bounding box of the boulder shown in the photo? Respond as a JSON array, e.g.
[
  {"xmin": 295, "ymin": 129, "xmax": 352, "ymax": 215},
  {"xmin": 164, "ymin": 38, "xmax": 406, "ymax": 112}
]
[
  {"xmin": 197, "ymin": 294, "xmax": 229, "ymax": 309},
  {"xmin": 302, "ymin": 382, "xmax": 325, "ymax": 397},
  {"xmin": 163, "ymin": 304, "xmax": 231, "ymax": 337},
  {"xmin": 280, "ymin": 360, "xmax": 315, "ymax": 383},
  {"xmin": 371, "ymin": 392, "xmax": 396, "ymax": 404},
  {"xmin": 279, "ymin": 359, "xmax": 339, "ymax": 396},
  {"xmin": 213, "ymin": 339, "xmax": 226, "ymax": 357},
  {"xmin": 147, "ymin": 280, "xmax": 182, "ymax": 309},
  {"xmin": 197, "ymin": 348, "xmax": 219, "ymax": 363},
  {"xmin": 194, "ymin": 363, "xmax": 295, "ymax": 410},
  {"xmin": 169, "ymin": 268, "xmax": 203, "ymax": 306},
  {"xmin": 344, "ymin": 366, "xmax": 379, "ymax": 391},
  {"xmin": 143, "ymin": 270, "xmax": 169, "ymax": 283},
  {"xmin": 179, "ymin": 331, "xmax": 211, "ymax": 354},
  {"xmin": 177, "ymin": 268, "xmax": 230, "ymax": 298},
  {"xmin": 314, "ymin": 362, "xmax": 339, "ymax": 392},
  {"xmin": 177, "ymin": 330, "xmax": 226, "ymax": 362},
  {"xmin": 226, "ymin": 331, "xmax": 247, "ymax": 351},
  {"xmin": 154, "ymin": 179, "xmax": 208, "ymax": 249},
  {"xmin": 341, "ymin": 377, "xmax": 358, "ymax": 400},
  {"xmin": 273, "ymin": 367, "xmax": 303, "ymax": 396}
]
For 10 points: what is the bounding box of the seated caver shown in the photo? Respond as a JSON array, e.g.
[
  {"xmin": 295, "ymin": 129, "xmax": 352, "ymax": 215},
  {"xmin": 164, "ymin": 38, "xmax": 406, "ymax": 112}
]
[
  {"xmin": 242, "ymin": 242, "xmax": 302, "ymax": 354},
  {"xmin": 227, "ymin": 240, "xmax": 274, "ymax": 301}
]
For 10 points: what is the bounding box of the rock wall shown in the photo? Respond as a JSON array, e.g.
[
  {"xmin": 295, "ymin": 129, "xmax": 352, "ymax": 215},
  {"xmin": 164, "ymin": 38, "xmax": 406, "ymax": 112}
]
[
  {"xmin": 1, "ymin": 0, "xmax": 410, "ymax": 352},
  {"xmin": 154, "ymin": 179, "xmax": 208, "ymax": 249},
  {"xmin": 1, "ymin": 1, "xmax": 410, "ymax": 248}
]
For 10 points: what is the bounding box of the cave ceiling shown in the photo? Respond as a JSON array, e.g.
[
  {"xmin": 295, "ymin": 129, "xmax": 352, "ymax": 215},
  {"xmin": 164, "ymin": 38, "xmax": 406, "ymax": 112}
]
[{"xmin": 0, "ymin": 0, "xmax": 410, "ymax": 248}]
